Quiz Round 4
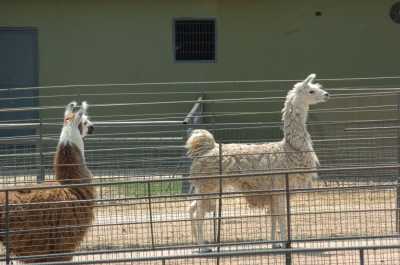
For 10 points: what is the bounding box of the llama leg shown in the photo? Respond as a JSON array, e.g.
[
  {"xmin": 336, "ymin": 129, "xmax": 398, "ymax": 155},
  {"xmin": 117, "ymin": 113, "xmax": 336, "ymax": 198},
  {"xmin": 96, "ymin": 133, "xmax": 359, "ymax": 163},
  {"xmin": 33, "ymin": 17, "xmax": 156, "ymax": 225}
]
[
  {"xmin": 271, "ymin": 204, "xmax": 277, "ymax": 246},
  {"xmin": 270, "ymin": 195, "xmax": 280, "ymax": 248},
  {"xmin": 278, "ymin": 213, "xmax": 287, "ymax": 247},
  {"xmin": 189, "ymin": 200, "xmax": 205, "ymax": 245},
  {"xmin": 277, "ymin": 195, "xmax": 287, "ymax": 248},
  {"xmin": 189, "ymin": 201, "xmax": 199, "ymax": 243},
  {"xmin": 196, "ymin": 207, "xmax": 206, "ymax": 246},
  {"xmin": 271, "ymin": 195, "xmax": 287, "ymax": 248},
  {"xmin": 189, "ymin": 200, "xmax": 212, "ymax": 253}
]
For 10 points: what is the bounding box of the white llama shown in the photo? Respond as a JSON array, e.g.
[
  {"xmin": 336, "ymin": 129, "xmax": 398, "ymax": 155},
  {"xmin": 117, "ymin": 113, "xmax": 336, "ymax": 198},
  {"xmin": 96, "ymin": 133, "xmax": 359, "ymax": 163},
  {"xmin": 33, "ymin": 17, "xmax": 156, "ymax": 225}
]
[{"xmin": 186, "ymin": 73, "xmax": 329, "ymax": 251}]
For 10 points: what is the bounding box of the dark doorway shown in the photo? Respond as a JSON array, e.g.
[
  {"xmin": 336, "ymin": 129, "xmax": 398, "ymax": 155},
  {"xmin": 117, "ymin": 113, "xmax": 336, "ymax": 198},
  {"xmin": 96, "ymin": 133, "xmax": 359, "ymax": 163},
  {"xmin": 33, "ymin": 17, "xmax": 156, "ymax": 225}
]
[{"xmin": 0, "ymin": 27, "xmax": 39, "ymax": 137}]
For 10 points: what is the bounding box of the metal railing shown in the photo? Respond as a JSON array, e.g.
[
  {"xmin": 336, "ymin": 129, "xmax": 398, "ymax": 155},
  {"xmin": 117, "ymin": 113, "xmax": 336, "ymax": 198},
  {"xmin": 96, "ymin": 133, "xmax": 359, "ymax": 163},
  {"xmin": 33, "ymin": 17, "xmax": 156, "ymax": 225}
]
[{"xmin": 0, "ymin": 165, "xmax": 398, "ymax": 264}]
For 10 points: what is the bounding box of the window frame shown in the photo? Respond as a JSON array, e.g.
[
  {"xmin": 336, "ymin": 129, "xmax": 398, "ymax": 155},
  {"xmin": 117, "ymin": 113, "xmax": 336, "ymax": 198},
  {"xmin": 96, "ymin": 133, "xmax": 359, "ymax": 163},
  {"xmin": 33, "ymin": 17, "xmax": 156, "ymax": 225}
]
[{"xmin": 172, "ymin": 17, "xmax": 217, "ymax": 63}]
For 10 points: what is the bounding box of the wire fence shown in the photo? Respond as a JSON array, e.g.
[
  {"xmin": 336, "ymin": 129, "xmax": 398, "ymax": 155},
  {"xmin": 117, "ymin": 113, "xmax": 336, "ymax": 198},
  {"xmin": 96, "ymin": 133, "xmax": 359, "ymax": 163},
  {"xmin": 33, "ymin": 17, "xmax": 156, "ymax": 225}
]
[{"xmin": 0, "ymin": 78, "xmax": 400, "ymax": 264}]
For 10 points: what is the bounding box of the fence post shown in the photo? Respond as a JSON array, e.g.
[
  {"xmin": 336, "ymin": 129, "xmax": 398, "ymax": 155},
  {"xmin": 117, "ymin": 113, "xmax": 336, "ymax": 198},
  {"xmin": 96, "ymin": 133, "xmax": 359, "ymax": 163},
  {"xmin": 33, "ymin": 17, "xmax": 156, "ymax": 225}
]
[
  {"xmin": 359, "ymin": 248, "xmax": 365, "ymax": 265},
  {"xmin": 182, "ymin": 125, "xmax": 193, "ymax": 194},
  {"xmin": 216, "ymin": 143, "xmax": 223, "ymax": 265},
  {"xmin": 5, "ymin": 190, "xmax": 11, "ymax": 265},
  {"xmin": 38, "ymin": 120, "xmax": 45, "ymax": 183},
  {"xmin": 397, "ymin": 93, "xmax": 400, "ymax": 233},
  {"xmin": 76, "ymin": 87, "xmax": 82, "ymax": 103},
  {"xmin": 285, "ymin": 173, "xmax": 292, "ymax": 265},
  {"xmin": 147, "ymin": 182, "xmax": 155, "ymax": 249},
  {"xmin": 182, "ymin": 96, "xmax": 204, "ymax": 194}
]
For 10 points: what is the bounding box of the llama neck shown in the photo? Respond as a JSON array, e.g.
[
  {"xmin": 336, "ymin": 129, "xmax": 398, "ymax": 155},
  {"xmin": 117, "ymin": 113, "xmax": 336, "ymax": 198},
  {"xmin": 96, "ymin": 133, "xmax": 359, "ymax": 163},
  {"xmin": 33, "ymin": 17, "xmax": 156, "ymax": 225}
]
[
  {"xmin": 282, "ymin": 97, "xmax": 313, "ymax": 151},
  {"xmin": 59, "ymin": 124, "xmax": 84, "ymax": 156},
  {"xmin": 54, "ymin": 142, "xmax": 91, "ymax": 185}
]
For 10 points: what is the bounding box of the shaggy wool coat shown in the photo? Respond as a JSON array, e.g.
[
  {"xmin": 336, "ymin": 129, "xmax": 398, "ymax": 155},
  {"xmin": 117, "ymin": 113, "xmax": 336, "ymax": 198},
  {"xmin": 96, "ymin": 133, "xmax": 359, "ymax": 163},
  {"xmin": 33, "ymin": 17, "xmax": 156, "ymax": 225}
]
[
  {"xmin": 187, "ymin": 90, "xmax": 319, "ymax": 208},
  {"xmin": 0, "ymin": 143, "xmax": 95, "ymax": 263}
]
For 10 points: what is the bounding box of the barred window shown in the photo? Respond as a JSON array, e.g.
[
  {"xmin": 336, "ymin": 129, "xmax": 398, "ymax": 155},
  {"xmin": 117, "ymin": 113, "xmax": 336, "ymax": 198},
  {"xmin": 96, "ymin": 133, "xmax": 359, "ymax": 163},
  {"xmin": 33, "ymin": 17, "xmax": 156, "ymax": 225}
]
[{"xmin": 174, "ymin": 19, "xmax": 216, "ymax": 62}]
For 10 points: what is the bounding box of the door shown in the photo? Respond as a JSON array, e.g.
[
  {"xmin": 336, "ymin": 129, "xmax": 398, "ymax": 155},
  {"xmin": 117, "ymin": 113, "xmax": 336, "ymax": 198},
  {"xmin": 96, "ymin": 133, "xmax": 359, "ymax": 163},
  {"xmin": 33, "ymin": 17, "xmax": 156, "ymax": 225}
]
[{"xmin": 0, "ymin": 27, "xmax": 39, "ymax": 137}]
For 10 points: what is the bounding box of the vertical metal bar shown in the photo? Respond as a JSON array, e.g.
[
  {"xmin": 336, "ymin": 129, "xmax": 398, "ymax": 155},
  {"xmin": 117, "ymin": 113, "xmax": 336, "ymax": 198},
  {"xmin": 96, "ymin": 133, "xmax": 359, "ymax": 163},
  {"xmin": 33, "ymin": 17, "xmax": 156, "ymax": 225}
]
[
  {"xmin": 99, "ymin": 178, "xmax": 104, "ymax": 200},
  {"xmin": 147, "ymin": 182, "xmax": 155, "ymax": 249},
  {"xmin": 397, "ymin": 93, "xmax": 400, "ymax": 233},
  {"xmin": 359, "ymin": 248, "xmax": 365, "ymax": 265},
  {"xmin": 5, "ymin": 190, "xmax": 11, "ymax": 265},
  {"xmin": 213, "ymin": 211, "xmax": 217, "ymax": 243},
  {"xmin": 285, "ymin": 173, "xmax": 292, "ymax": 265},
  {"xmin": 199, "ymin": 94, "xmax": 204, "ymax": 121},
  {"xmin": 216, "ymin": 143, "xmax": 223, "ymax": 265},
  {"xmin": 182, "ymin": 124, "xmax": 191, "ymax": 194},
  {"xmin": 212, "ymin": 127, "xmax": 217, "ymax": 247},
  {"xmin": 38, "ymin": 120, "xmax": 45, "ymax": 183},
  {"xmin": 212, "ymin": 134, "xmax": 218, "ymax": 244},
  {"xmin": 182, "ymin": 96, "xmax": 204, "ymax": 194},
  {"xmin": 77, "ymin": 87, "xmax": 82, "ymax": 103}
]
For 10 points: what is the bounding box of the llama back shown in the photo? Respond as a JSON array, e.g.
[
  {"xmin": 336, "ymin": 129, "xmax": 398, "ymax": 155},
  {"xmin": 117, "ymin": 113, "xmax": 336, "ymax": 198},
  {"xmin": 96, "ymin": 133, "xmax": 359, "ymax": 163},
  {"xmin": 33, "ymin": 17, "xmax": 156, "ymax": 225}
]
[
  {"xmin": 191, "ymin": 141, "xmax": 286, "ymax": 175},
  {"xmin": 190, "ymin": 141, "xmax": 316, "ymax": 189},
  {"xmin": 0, "ymin": 188, "xmax": 95, "ymax": 262},
  {"xmin": 226, "ymin": 142, "xmax": 317, "ymax": 189}
]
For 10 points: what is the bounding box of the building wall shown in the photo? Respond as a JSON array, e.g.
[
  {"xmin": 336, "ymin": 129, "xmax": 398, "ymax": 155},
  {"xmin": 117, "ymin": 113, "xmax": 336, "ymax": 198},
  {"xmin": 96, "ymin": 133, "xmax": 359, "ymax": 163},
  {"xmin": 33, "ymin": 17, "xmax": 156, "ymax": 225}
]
[{"xmin": 0, "ymin": 0, "xmax": 398, "ymax": 127}]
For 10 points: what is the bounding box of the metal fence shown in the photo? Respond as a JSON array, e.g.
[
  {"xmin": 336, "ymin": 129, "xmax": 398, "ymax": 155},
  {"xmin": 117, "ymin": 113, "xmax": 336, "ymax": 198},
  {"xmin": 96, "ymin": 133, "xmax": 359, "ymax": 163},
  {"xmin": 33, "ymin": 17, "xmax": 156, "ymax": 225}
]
[{"xmin": 0, "ymin": 78, "xmax": 400, "ymax": 264}]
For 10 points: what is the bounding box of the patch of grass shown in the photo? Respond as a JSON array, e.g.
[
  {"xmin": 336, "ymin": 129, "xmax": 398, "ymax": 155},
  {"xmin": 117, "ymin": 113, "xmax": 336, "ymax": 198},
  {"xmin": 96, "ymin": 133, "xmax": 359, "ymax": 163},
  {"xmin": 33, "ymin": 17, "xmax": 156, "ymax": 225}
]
[{"xmin": 114, "ymin": 180, "xmax": 183, "ymax": 197}]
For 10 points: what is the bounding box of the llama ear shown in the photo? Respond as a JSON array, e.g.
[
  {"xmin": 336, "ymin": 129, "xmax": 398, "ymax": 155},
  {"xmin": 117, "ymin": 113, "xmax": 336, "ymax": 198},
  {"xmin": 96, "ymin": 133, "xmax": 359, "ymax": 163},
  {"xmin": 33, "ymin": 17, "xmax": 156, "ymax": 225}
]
[
  {"xmin": 81, "ymin": 101, "xmax": 88, "ymax": 114},
  {"xmin": 64, "ymin": 101, "xmax": 78, "ymax": 117},
  {"xmin": 75, "ymin": 109, "xmax": 84, "ymax": 123},
  {"xmin": 303, "ymin": 73, "xmax": 316, "ymax": 85}
]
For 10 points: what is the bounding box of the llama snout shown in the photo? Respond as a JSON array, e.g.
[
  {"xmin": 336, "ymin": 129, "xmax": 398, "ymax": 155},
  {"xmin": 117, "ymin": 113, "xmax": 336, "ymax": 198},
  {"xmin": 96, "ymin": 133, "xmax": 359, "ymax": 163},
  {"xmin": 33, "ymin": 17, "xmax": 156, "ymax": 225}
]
[{"xmin": 87, "ymin": 125, "xmax": 94, "ymax": 134}]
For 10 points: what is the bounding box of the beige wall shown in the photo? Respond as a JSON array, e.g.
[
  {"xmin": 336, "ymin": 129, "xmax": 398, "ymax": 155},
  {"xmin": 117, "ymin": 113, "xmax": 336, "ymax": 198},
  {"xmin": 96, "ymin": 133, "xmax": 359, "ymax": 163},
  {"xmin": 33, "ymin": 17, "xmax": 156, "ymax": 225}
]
[
  {"xmin": 1, "ymin": 1, "xmax": 399, "ymax": 82},
  {"xmin": 0, "ymin": 0, "xmax": 398, "ymax": 126}
]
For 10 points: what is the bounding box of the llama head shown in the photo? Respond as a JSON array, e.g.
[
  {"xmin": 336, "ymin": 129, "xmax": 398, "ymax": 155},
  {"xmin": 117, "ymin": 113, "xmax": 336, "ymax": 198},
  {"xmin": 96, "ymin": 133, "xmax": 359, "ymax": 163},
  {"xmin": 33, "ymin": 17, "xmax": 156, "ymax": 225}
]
[
  {"xmin": 292, "ymin": 73, "xmax": 330, "ymax": 106},
  {"xmin": 64, "ymin": 101, "xmax": 94, "ymax": 138},
  {"xmin": 60, "ymin": 100, "xmax": 94, "ymax": 151},
  {"xmin": 186, "ymin": 129, "xmax": 216, "ymax": 158},
  {"xmin": 79, "ymin": 101, "xmax": 94, "ymax": 138}
]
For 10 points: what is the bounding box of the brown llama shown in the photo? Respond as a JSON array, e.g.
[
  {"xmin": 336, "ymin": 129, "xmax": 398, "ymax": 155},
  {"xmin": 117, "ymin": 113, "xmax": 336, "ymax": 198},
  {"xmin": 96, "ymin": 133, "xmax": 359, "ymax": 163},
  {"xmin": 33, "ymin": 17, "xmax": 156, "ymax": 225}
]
[{"xmin": 0, "ymin": 101, "xmax": 96, "ymax": 263}]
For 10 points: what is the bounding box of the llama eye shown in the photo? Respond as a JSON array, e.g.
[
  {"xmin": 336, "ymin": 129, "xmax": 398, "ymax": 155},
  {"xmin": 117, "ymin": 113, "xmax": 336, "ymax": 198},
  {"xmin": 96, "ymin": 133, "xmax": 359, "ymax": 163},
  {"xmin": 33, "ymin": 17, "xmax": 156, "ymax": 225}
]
[
  {"xmin": 84, "ymin": 122, "xmax": 88, "ymax": 125},
  {"xmin": 309, "ymin": 90, "xmax": 315, "ymax": 94}
]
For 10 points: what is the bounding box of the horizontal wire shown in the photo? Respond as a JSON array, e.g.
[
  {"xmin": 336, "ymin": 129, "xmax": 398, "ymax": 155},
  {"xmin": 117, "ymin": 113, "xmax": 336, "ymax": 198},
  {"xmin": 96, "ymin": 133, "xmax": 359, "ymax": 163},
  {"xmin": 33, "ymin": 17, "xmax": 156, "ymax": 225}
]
[
  {"xmin": 2, "ymin": 85, "xmax": 400, "ymax": 102},
  {"xmin": 0, "ymin": 139, "xmax": 397, "ymax": 163},
  {"xmin": 1, "ymin": 164, "xmax": 400, "ymax": 192},
  {"xmin": 0, "ymin": 89, "xmax": 397, "ymax": 112},
  {"xmin": 17, "ymin": 105, "xmax": 393, "ymax": 127},
  {"xmin": 0, "ymin": 90, "xmax": 398, "ymax": 113},
  {"xmin": 0, "ymin": 107, "xmax": 392, "ymax": 124},
  {"xmin": 0, "ymin": 116, "xmax": 396, "ymax": 139},
  {"xmin": 2, "ymin": 75, "xmax": 400, "ymax": 92},
  {"xmin": 3, "ymin": 159, "xmax": 392, "ymax": 182},
  {"xmin": 1, "ymin": 154, "xmax": 395, "ymax": 171},
  {"xmin": 0, "ymin": 119, "xmax": 396, "ymax": 142},
  {"xmin": 0, "ymin": 102, "xmax": 396, "ymax": 125}
]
